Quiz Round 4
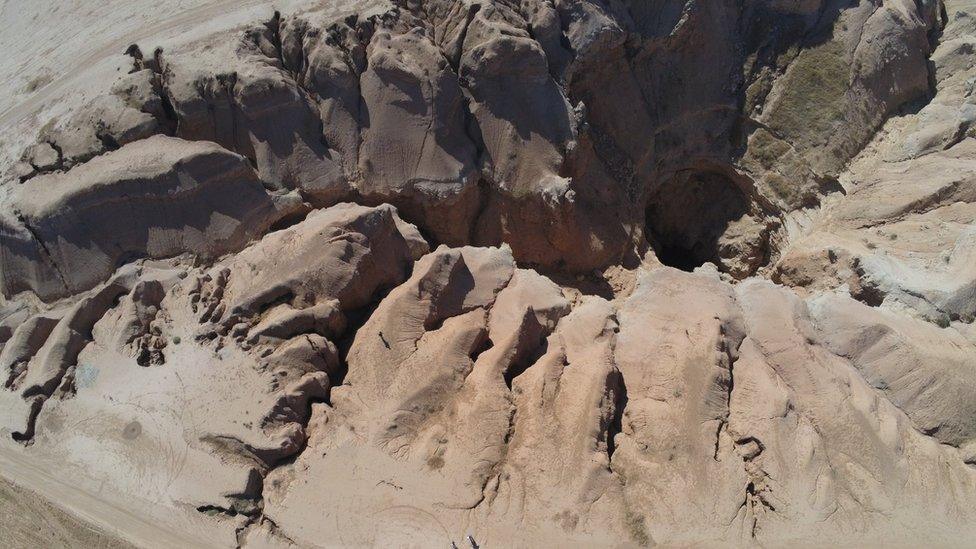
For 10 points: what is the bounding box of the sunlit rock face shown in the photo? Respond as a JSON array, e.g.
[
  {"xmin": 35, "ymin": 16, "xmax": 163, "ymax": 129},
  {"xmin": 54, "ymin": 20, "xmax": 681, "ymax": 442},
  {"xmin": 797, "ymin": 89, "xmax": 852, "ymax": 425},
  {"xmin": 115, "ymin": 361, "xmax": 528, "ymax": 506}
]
[{"xmin": 1, "ymin": 1, "xmax": 975, "ymax": 547}]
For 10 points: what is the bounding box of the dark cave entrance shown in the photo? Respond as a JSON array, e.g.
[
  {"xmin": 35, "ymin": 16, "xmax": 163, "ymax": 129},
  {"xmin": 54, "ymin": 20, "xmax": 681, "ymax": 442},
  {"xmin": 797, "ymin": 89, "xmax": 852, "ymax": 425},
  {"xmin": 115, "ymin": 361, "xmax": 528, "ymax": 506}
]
[{"xmin": 644, "ymin": 169, "xmax": 751, "ymax": 272}]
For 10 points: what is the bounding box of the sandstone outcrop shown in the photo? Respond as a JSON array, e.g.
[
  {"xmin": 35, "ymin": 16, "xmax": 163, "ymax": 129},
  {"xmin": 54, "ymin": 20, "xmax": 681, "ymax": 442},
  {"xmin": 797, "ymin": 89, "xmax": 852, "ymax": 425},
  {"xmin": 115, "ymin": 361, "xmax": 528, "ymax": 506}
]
[
  {"xmin": 1, "ymin": 136, "xmax": 301, "ymax": 300},
  {"xmin": 1, "ymin": 1, "xmax": 975, "ymax": 548},
  {"xmin": 5, "ymin": 0, "xmax": 945, "ymax": 279}
]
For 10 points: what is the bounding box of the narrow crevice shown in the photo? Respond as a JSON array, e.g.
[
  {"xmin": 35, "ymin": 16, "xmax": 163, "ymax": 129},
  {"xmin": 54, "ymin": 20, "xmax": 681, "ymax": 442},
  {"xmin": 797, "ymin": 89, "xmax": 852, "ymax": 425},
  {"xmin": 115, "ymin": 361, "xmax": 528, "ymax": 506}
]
[
  {"xmin": 315, "ymin": 187, "xmax": 446, "ymax": 251},
  {"xmin": 157, "ymin": 87, "xmax": 179, "ymax": 127},
  {"xmin": 332, "ymin": 286, "xmax": 396, "ymax": 387},
  {"xmin": 16, "ymin": 213, "xmax": 70, "ymax": 293},
  {"xmin": 467, "ymin": 177, "xmax": 492, "ymax": 245},
  {"xmin": 606, "ymin": 369, "xmax": 628, "ymax": 462},
  {"xmin": 45, "ymin": 139, "xmax": 65, "ymax": 168},
  {"xmin": 927, "ymin": 0, "xmax": 948, "ymax": 50},
  {"xmin": 196, "ymin": 504, "xmax": 245, "ymax": 518},
  {"xmin": 848, "ymin": 258, "xmax": 886, "ymax": 308},
  {"xmin": 449, "ymin": 3, "xmax": 481, "ymax": 72},
  {"xmin": 267, "ymin": 11, "xmax": 286, "ymax": 69},
  {"xmin": 234, "ymin": 515, "xmax": 296, "ymax": 548},
  {"xmin": 4, "ymin": 360, "xmax": 27, "ymax": 389},
  {"xmin": 266, "ymin": 205, "xmax": 312, "ymax": 233},
  {"xmin": 95, "ymin": 129, "xmax": 121, "ymax": 152},
  {"xmin": 715, "ymin": 330, "xmax": 742, "ymax": 461},
  {"xmin": 713, "ymin": 420, "xmax": 726, "ymax": 462},
  {"xmin": 503, "ymin": 338, "xmax": 547, "ymax": 390},
  {"xmin": 11, "ymin": 397, "xmax": 44, "ymax": 444},
  {"xmin": 468, "ymin": 334, "xmax": 493, "ymax": 363},
  {"xmin": 746, "ymin": 481, "xmax": 775, "ymax": 512},
  {"xmin": 536, "ymin": 268, "xmax": 617, "ymax": 300},
  {"xmin": 151, "ymin": 48, "xmax": 181, "ymax": 133}
]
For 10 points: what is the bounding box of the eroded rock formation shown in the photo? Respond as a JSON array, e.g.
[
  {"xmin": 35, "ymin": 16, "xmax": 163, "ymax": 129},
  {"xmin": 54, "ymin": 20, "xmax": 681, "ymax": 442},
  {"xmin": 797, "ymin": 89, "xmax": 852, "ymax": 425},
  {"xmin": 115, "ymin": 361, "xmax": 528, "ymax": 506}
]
[{"xmin": 1, "ymin": 0, "xmax": 975, "ymax": 547}]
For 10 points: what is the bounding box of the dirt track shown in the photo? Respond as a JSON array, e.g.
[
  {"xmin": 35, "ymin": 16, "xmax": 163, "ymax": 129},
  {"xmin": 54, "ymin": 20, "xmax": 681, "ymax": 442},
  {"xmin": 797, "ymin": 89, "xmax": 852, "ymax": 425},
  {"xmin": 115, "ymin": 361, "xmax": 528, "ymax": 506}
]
[{"xmin": 0, "ymin": 475, "xmax": 135, "ymax": 549}]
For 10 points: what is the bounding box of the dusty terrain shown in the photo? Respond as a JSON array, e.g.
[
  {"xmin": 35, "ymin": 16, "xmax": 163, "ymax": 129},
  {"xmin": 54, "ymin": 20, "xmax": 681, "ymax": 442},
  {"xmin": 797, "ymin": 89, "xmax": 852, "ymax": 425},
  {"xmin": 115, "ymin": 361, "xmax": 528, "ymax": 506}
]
[
  {"xmin": 0, "ymin": 474, "xmax": 134, "ymax": 549},
  {"xmin": 2, "ymin": 0, "xmax": 976, "ymax": 547}
]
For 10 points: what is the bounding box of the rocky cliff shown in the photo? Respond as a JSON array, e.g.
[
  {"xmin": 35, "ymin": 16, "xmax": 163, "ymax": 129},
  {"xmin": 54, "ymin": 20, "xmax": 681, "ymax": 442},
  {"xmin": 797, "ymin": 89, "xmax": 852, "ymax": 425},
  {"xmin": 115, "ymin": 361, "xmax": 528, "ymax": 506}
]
[{"xmin": 1, "ymin": 0, "xmax": 975, "ymax": 547}]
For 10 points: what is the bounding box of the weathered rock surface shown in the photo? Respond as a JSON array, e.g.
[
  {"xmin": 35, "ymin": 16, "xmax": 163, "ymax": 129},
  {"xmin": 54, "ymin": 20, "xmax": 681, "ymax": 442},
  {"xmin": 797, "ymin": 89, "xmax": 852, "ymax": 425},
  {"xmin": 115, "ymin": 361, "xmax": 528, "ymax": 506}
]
[
  {"xmin": 775, "ymin": 1, "xmax": 976, "ymax": 327},
  {"xmin": 1, "ymin": 1, "xmax": 975, "ymax": 548},
  {"xmin": 1, "ymin": 136, "xmax": 302, "ymax": 300}
]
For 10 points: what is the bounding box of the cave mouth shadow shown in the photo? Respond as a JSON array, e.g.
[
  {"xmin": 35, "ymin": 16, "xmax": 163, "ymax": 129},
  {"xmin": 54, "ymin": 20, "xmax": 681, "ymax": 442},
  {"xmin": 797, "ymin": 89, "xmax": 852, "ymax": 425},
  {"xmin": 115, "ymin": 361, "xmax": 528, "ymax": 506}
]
[{"xmin": 644, "ymin": 169, "xmax": 751, "ymax": 272}]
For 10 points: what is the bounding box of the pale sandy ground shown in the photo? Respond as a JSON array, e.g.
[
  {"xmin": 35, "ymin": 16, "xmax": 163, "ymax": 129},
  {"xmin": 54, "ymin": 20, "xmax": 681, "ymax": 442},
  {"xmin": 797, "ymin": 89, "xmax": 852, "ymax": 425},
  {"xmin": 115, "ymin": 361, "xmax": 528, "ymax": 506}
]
[
  {"xmin": 0, "ymin": 473, "xmax": 134, "ymax": 549},
  {"xmin": 0, "ymin": 0, "xmax": 279, "ymax": 121},
  {"xmin": 0, "ymin": 438, "xmax": 224, "ymax": 549}
]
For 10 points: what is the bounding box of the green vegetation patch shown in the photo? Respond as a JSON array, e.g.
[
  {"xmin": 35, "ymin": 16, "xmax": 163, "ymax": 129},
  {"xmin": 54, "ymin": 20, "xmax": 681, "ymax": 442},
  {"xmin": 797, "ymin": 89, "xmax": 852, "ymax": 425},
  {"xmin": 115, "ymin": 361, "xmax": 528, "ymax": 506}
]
[{"xmin": 765, "ymin": 39, "xmax": 849, "ymax": 149}]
